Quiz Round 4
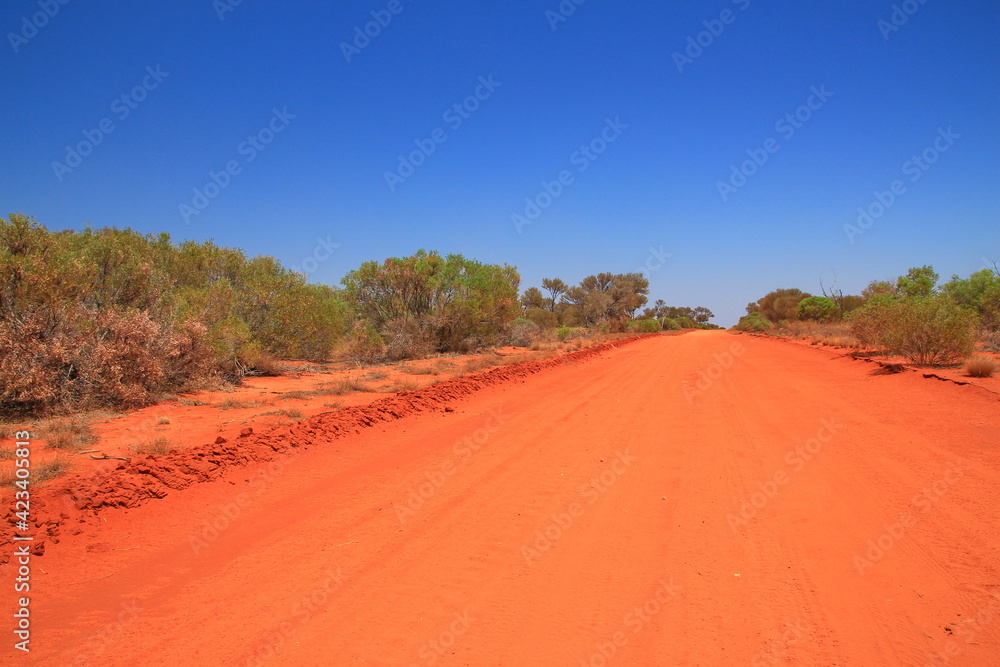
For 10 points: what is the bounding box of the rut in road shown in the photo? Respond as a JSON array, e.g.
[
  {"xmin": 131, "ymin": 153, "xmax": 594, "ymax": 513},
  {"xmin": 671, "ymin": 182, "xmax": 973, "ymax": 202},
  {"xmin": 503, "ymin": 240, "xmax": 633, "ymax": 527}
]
[{"xmin": 13, "ymin": 331, "xmax": 1000, "ymax": 666}]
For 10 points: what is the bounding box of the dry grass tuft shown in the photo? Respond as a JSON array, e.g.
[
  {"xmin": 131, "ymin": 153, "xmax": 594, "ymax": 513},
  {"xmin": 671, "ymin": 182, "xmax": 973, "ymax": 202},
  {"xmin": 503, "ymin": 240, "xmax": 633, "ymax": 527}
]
[
  {"xmin": 132, "ymin": 437, "xmax": 174, "ymax": 456},
  {"xmin": 261, "ymin": 409, "xmax": 304, "ymax": 419},
  {"xmin": 216, "ymin": 398, "xmax": 262, "ymax": 411},
  {"xmin": 40, "ymin": 418, "xmax": 98, "ymax": 451},
  {"xmin": 1, "ymin": 457, "xmax": 73, "ymax": 487},
  {"xmin": 965, "ymin": 356, "xmax": 998, "ymax": 378}
]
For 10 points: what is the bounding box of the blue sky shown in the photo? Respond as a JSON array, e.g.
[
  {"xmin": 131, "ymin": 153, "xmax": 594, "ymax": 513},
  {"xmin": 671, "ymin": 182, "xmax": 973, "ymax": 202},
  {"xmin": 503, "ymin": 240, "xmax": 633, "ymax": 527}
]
[{"xmin": 2, "ymin": 1, "xmax": 998, "ymax": 325}]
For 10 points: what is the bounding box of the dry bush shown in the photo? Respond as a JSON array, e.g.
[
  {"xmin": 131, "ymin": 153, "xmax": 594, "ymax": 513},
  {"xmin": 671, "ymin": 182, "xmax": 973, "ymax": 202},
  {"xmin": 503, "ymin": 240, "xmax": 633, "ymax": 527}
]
[
  {"xmin": 216, "ymin": 398, "xmax": 261, "ymax": 410},
  {"xmin": 0, "ymin": 307, "xmax": 214, "ymax": 415},
  {"xmin": 323, "ymin": 401, "xmax": 343, "ymax": 409},
  {"xmin": 965, "ymin": 356, "xmax": 998, "ymax": 378},
  {"xmin": 339, "ymin": 322, "xmax": 385, "ymax": 366},
  {"xmin": 261, "ymin": 409, "xmax": 304, "ymax": 419},
  {"xmin": 132, "ymin": 438, "xmax": 173, "ymax": 456},
  {"xmin": 364, "ymin": 371, "xmax": 389, "ymax": 381},
  {"xmin": 1, "ymin": 457, "xmax": 73, "ymax": 487},
  {"xmin": 321, "ymin": 378, "xmax": 373, "ymax": 396},
  {"xmin": 156, "ymin": 416, "xmax": 171, "ymax": 425},
  {"xmin": 40, "ymin": 418, "xmax": 98, "ymax": 451},
  {"xmin": 980, "ymin": 329, "xmax": 1000, "ymax": 353},
  {"xmin": 402, "ymin": 364, "xmax": 437, "ymax": 375},
  {"xmin": 382, "ymin": 377, "xmax": 421, "ymax": 392},
  {"xmin": 505, "ymin": 319, "xmax": 542, "ymax": 347},
  {"xmin": 382, "ymin": 318, "xmax": 437, "ymax": 361}
]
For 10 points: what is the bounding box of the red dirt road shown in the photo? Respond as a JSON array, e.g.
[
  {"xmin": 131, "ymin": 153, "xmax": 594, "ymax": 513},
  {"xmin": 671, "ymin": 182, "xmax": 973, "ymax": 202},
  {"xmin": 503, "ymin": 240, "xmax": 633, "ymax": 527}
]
[{"xmin": 7, "ymin": 331, "xmax": 1000, "ymax": 665}]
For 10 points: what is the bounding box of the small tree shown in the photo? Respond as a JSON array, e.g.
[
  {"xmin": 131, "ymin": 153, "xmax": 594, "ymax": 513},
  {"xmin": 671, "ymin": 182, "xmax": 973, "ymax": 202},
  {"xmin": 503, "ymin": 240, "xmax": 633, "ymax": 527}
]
[{"xmin": 797, "ymin": 296, "xmax": 838, "ymax": 322}]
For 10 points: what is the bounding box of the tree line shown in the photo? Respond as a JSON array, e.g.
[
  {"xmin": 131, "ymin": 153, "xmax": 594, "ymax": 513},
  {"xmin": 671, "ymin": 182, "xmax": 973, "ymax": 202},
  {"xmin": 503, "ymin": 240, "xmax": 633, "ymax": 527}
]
[
  {"xmin": 736, "ymin": 265, "xmax": 1000, "ymax": 366},
  {"xmin": 2, "ymin": 215, "xmax": 714, "ymax": 415}
]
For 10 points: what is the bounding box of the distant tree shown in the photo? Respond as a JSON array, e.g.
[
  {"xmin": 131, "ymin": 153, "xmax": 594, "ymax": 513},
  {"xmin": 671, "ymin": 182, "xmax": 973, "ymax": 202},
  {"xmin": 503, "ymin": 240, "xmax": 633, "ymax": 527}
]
[
  {"xmin": 341, "ymin": 250, "xmax": 520, "ymax": 351},
  {"xmin": 564, "ymin": 272, "xmax": 649, "ymax": 328},
  {"xmin": 756, "ymin": 288, "xmax": 811, "ymax": 322},
  {"xmin": 862, "ymin": 280, "xmax": 897, "ymax": 300},
  {"xmin": 541, "ymin": 278, "xmax": 568, "ymax": 312},
  {"xmin": 896, "ymin": 265, "xmax": 939, "ymax": 298},
  {"xmin": 520, "ymin": 287, "xmax": 547, "ymax": 310}
]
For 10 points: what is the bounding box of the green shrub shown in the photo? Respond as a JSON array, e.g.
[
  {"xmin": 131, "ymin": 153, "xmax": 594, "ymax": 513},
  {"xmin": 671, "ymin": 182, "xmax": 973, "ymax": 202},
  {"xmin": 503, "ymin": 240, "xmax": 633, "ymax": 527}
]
[
  {"xmin": 797, "ymin": 296, "xmax": 838, "ymax": 322},
  {"xmin": 631, "ymin": 319, "xmax": 661, "ymax": 333},
  {"xmin": 662, "ymin": 318, "xmax": 682, "ymax": 331},
  {"xmin": 850, "ymin": 296, "xmax": 976, "ymax": 365},
  {"xmin": 556, "ymin": 326, "xmax": 576, "ymax": 341},
  {"xmin": 734, "ymin": 312, "xmax": 771, "ymax": 332}
]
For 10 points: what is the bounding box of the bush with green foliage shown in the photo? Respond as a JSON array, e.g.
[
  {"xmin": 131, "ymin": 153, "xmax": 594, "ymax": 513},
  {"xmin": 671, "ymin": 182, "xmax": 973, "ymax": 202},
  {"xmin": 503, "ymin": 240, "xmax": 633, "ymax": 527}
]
[
  {"xmin": 797, "ymin": 296, "xmax": 838, "ymax": 322},
  {"xmin": 734, "ymin": 312, "xmax": 771, "ymax": 332},
  {"xmin": 341, "ymin": 250, "xmax": 520, "ymax": 353},
  {"xmin": 0, "ymin": 213, "xmax": 347, "ymax": 414},
  {"xmin": 848, "ymin": 295, "xmax": 976, "ymax": 365}
]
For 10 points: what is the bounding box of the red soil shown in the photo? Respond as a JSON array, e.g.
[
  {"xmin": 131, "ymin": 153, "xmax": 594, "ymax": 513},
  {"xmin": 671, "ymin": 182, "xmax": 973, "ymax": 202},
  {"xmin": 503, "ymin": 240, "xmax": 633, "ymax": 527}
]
[{"xmin": 3, "ymin": 331, "xmax": 1000, "ymax": 665}]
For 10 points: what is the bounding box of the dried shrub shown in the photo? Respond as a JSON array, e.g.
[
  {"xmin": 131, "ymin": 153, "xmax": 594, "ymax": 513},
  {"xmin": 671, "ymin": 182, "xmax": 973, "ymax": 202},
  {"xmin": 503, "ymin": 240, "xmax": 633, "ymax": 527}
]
[
  {"xmin": 382, "ymin": 318, "xmax": 437, "ymax": 361},
  {"xmin": 40, "ymin": 418, "xmax": 98, "ymax": 451},
  {"xmin": 132, "ymin": 438, "xmax": 173, "ymax": 456},
  {"xmin": 965, "ymin": 356, "xmax": 998, "ymax": 378}
]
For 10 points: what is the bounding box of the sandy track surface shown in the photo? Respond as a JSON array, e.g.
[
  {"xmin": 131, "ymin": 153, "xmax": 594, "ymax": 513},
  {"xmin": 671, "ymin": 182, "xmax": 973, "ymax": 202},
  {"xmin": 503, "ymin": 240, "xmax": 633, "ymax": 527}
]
[{"xmin": 7, "ymin": 331, "xmax": 1000, "ymax": 665}]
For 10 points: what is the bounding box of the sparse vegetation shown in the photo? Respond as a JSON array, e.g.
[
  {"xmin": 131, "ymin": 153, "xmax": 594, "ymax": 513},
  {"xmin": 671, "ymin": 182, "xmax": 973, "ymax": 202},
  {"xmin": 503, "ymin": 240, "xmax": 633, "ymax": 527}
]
[
  {"xmin": 40, "ymin": 418, "xmax": 98, "ymax": 451},
  {"xmin": 132, "ymin": 438, "xmax": 174, "ymax": 456},
  {"xmin": 216, "ymin": 398, "xmax": 262, "ymax": 411},
  {"xmin": 156, "ymin": 416, "xmax": 171, "ymax": 425},
  {"xmin": 261, "ymin": 409, "xmax": 304, "ymax": 419},
  {"xmin": 965, "ymin": 356, "xmax": 998, "ymax": 378}
]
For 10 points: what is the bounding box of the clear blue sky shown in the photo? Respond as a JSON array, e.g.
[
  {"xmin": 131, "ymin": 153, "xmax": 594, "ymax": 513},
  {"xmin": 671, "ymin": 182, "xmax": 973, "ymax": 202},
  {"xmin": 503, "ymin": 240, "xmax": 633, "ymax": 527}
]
[{"xmin": 3, "ymin": 1, "xmax": 998, "ymax": 325}]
